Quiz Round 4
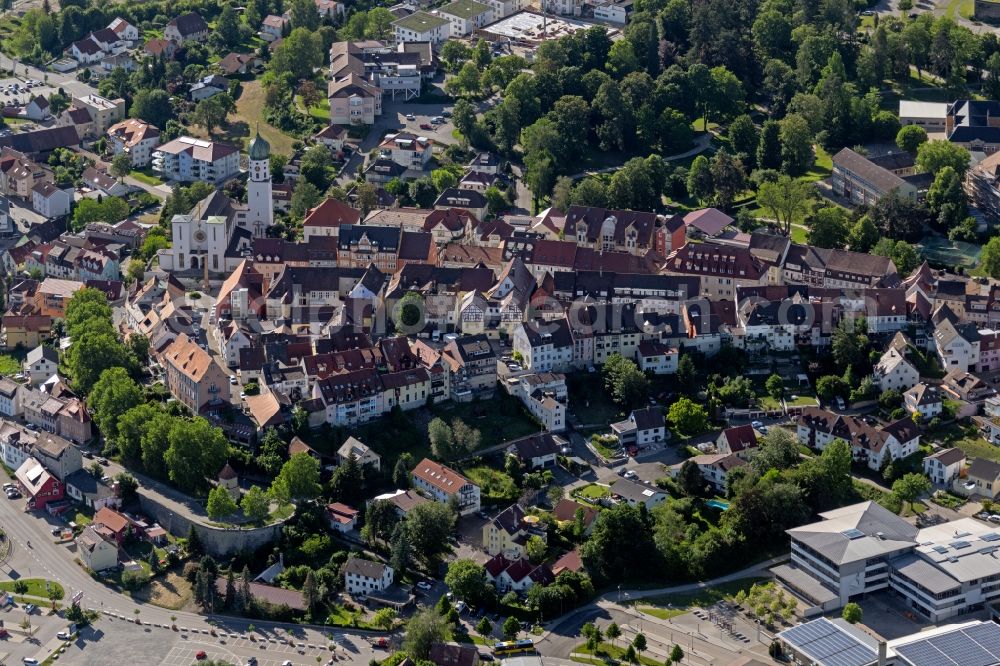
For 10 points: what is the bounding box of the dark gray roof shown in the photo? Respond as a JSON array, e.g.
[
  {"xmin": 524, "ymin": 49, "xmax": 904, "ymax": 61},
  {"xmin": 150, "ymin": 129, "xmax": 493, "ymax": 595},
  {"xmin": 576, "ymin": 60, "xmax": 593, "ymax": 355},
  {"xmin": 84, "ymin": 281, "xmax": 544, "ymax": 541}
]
[{"xmin": 344, "ymin": 556, "xmax": 390, "ymax": 579}]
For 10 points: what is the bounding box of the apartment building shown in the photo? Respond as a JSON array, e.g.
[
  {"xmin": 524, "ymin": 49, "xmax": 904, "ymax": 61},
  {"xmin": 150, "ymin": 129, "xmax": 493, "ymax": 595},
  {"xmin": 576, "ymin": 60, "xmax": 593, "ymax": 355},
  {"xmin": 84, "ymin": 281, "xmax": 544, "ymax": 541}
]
[
  {"xmin": 160, "ymin": 333, "xmax": 232, "ymax": 412},
  {"xmin": 411, "ymin": 458, "xmax": 480, "ymax": 515},
  {"xmin": 152, "ymin": 136, "xmax": 240, "ymax": 184},
  {"xmin": 106, "ymin": 119, "xmax": 160, "ymax": 167}
]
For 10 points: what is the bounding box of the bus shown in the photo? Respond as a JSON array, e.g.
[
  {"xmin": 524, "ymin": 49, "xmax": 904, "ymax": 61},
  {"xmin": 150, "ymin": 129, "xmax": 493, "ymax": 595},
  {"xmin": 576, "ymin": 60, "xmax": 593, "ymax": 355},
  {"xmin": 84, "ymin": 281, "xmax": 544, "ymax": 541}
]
[{"xmin": 493, "ymin": 639, "xmax": 535, "ymax": 656}]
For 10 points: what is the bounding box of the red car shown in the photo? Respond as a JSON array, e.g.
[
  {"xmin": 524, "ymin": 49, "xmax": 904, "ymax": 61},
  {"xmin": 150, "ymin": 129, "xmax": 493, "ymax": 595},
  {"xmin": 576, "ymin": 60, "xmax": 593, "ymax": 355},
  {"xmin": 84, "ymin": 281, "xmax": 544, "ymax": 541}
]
[
  {"xmin": 195, "ymin": 651, "xmax": 207, "ymax": 660},
  {"xmin": 419, "ymin": 123, "xmax": 432, "ymax": 130}
]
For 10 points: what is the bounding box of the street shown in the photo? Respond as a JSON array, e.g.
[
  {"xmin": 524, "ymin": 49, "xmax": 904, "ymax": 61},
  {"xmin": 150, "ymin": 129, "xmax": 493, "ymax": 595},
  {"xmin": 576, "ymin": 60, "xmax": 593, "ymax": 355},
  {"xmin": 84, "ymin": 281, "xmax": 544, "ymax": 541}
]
[{"xmin": 0, "ymin": 465, "xmax": 382, "ymax": 665}]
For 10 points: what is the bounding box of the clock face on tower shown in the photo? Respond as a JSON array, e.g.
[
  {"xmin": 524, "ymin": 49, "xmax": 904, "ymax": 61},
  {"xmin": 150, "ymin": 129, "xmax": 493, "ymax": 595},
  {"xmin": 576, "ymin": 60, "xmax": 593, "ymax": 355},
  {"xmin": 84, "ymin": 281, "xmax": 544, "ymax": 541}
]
[{"xmin": 194, "ymin": 230, "xmax": 206, "ymax": 243}]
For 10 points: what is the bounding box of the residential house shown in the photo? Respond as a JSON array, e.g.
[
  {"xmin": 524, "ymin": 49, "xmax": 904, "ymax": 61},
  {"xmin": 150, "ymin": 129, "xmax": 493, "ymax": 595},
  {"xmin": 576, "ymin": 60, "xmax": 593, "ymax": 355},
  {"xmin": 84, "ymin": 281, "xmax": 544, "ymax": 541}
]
[
  {"xmin": 434, "ymin": 188, "xmax": 488, "ymax": 221},
  {"xmin": 635, "ymin": 340, "xmax": 678, "ymax": 374},
  {"xmin": 0, "ymin": 379, "xmax": 22, "ymax": 418},
  {"xmin": 662, "ymin": 242, "xmax": 768, "ymax": 300},
  {"xmin": 302, "ymin": 197, "xmax": 362, "ymax": 240},
  {"xmin": 14, "ymin": 456, "xmax": 63, "ymax": 510},
  {"xmin": 670, "ymin": 453, "xmax": 747, "ymax": 492},
  {"xmin": 923, "ymin": 448, "xmax": 965, "ymax": 486},
  {"xmin": 31, "ymin": 432, "xmax": 82, "ymax": 481},
  {"xmin": 441, "ymin": 334, "xmax": 497, "ymax": 399},
  {"xmin": 551, "ymin": 499, "xmax": 598, "ymax": 535},
  {"xmin": 160, "ymin": 334, "xmax": 232, "ymax": 412},
  {"xmin": 189, "ymin": 75, "xmax": 230, "ymax": 102},
  {"xmin": 964, "ymin": 458, "xmax": 1000, "ymax": 498},
  {"xmin": 337, "ymin": 436, "xmax": 382, "ymax": 471},
  {"xmin": 484, "ymin": 554, "xmax": 553, "ymax": 593},
  {"xmin": 326, "ymin": 502, "xmax": 360, "ymax": 532},
  {"xmin": 344, "ymin": 557, "xmax": 394, "ymax": 595},
  {"xmin": 797, "ymin": 408, "xmax": 920, "ymax": 471},
  {"xmin": 93, "ymin": 506, "xmax": 132, "ymax": 545},
  {"xmin": 217, "ymin": 52, "xmax": 262, "ymax": 76},
  {"xmin": 152, "ymin": 136, "xmax": 240, "ymax": 184},
  {"xmin": 64, "ymin": 469, "xmax": 119, "ymax": 511},
  {"xmin": 512, "ymin": 318, "xmax": 574, "ymax": 372},
  {"xmin": 76, "ymin": 525, "xmax": 118, "ymax": 572},
  {"xmin": 312, "ymin": 368, "xmax": 384, "ymax": 426},
  {"xmin": 505, "ymin": 433, "xmax": 562, "ymax": 469},
  {"xmin": 609, "ymin": 477, "xmax": 667, "ymax": 509},
  {"xmin": 933, "ymin": 317, "xmax": 980, "ymax": 373},
  {"xmin": 106, "ymin": 119, "xmax": 160, "ymax": 167},
  {"xmin": 716, "ymin": 424, "xmax": 758, "ymax": 459},
  {"xmin": 942, "ymin": 368, "xmax": 993, "ymax": 402},
  {"xmin": 611, "ymin": 407, "xmax": 666, "ymax": 449},
  {"xmin": 411, "ymin": 458, "xmax": 480, "ymax": 515},
  {"xmin": 370, "ymin": 488, "xmax": 430, "ymax": 517},
  {"xmin": 429, "ymin": 642, "xmax": 480, "ymax": 666},
  {"xmin": 23, "ymin": 344, "xmax": 58, "ymax": 385},
  {"xmin": 107, "ymin": 17, "xmax": 139, "ymax": 45},
  {"xmin": 873, "ymin": 347, "xmax": 920, "ymax": 393},
  {"xmin": 506, "ymin": 373, "xmax": 567, "ymax": 432},
  {"xmin": 81, "ymin": 167, "xmax": 129, "ymax": 197},
  {"xmin": 31, "ymin": 182, "xmax": 71, "ymax": 219},
  {"xmin": 260, "ymin": 15, "xmax": 289, "ymax": 41},
  {"xmin": 378, "ymin": 132, "xmax": 433, "ymax": 170},
  {"xmin": 904, "ymin": 383, "xmax": 943, "ymax": 419},
  {"xmin": 24, "ymin": 96, "xmax": 50, "ymax": 121},
  {"xmin": 165, "ymin": 12, "xmax": 209, "ymax": 44},
  {"xmin": 482, "ymin": 503, "xmax": 546, "ymax": 558}
]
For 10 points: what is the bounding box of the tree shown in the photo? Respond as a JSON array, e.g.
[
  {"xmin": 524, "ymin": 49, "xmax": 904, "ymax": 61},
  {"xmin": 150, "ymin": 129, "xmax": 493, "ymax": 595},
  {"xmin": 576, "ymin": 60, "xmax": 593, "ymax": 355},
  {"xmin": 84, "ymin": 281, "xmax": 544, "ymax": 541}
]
[
  {"xmin": 765, "ymin": 374, "xmax": 784, "ymax": 401},
  {"xmin": 678, "ymin": 460, "xmax": 707, "ymax": 497},
  {"xmin": 779, "ymin": 114, "xmax": 814, "ymax": 176},
  {"xmin": 390, "ymin": 522, "xmax": 412, "ymax": 574},
  {"xmin": 164, "ymin": 418, "xmax": 229, "ymax": 493},
  {"xmin": 606, "ymin": 622, "xmax": 621, "ymax": 647},
  {"xmin": 927, "ymin": 165, "xmax": 967, "ymax": 229},
  {"xmin": 110, "ymin": 153, "xmax": 131, "ymax": 182},
  {"xmin": 757, "ymin": 175, "xmax": 812, "ymax": 236},
  {"xmin": 757, "ymin": 120, "xmax": 782, "ymax": 171},
  {"xmin": 241, "ymin": 485, "xmax": 270, "ymax": 522},
  {"xmin": 750, "ymin": 429, "xmax": 801, "ymax": 474},
  {"xmin": 354, "ymin": 181, "xmax": 378, "ymax": 218},
  {"xmin": 526, "ymin": 535, "xmax": 547, "ymax": 562},
  {"xmin": 130, "ymin": 89, "xmax": 173, "ymax": 128},
  {"xmin": 402, "ymin": 609, "xmax": 448, "ymax": 660},
  {"xmin": 372, "ymin": 608, "xmax": 397, "ymax": 630},
  {"xmin": 816, "ymin": 375, "xmax": 849, "ymax": 402},
  {"xmin": 290, "ymin": 180, "xmax": 321, "ymax": 217},
  {"xmin": 191, "ymin": 93, "xmax": 233, "ymax": 136},
  {"xmin": 446, "ymin": 62, "xmax": 482, "ymax": 98},
  {"xmin": 206, "ymin": 485, "xmax": 238, "ymax": 520},
  {"xmin": 303, "ymin": 570, "xmax": 319, "ymax": 612},
  {"xmin": 363, "ymin": 499, "xmax": 398, "ymax": 545},
  {"xmin": 832, "ymin": 319, "xmax": 869, "ymax": 372},
  {"xmin": 981, "ymin": 237, "xmax": 1000, "ymax": 278},
  {"xmin": 217, "ymin": 4, "xmax": 241, "ymax": 46},
  {"xmin": 687, "ymin": 155, "xmax": 713, "ymax": 203},
  {"xmin": 270, "ymin": 452, "xmax": 321, "ymax": 502},
  {"xmin": 393, "ymin": 452, "xmax": 413, "ymax": 488},
  {"xmin": 88, "ymin": 367, "xmax": 143, "ymax": 442},
  {"xmin": 476, "ymin": 617, "xmax": 493, "ymax": 638},
  {"xmin": 892, "ymin": 472, "xmax": 931, "ymax": 511},
  {"xmin": 710, "ymin": 150, "xmax": 746, "ymax": 210},
  {"xmin": 269, "ymin": 28, "xmax": 323, "ymax": 80},
  {"xmin": 917, "ymin": 140, "xmax": 970, "ymax": 177},
  {"xmin": 668, "ymin": 397, "xmax": 708, "ymax": 436},
  {"xmin": 872, "ymin": 239, "xmax": 920, "ymax": 276},
  {"xmin": 729, "ymin": 115, "xmax": 759, "ymax": 166},
  {"xmin": 848, "ymin": 216, "xmax": 879, "ymax": 253},
  {"xmin": 632, "ymin": 633, "xmax": 647, "ymax": 656},
  {"xmin": 842, "ymin": 602, "xmax": 863, "ymax": 624},
  {"xmin": 441, "ymin": 41, "xmax": 471, "ymax": 72},
  {"xmin": 405, "ymin": 501, "xmax": 456, "ymax": 562},
  {"xmin": 670, "ymin": 645, "xmax": 684, "ymax": 664},
  {"xmin": 807, "ymin": 206, "xmax": 849, "ymax": 249},
  {"xmin": 896, "ymin": 125, "xmax": 928, "ymax": 153},
  {"xmin": 502, "ymin": 616, "xmax": 521, "ymax": 639},
  {"xmin": 300, "ymin": 145, "xmax": 335, "ymax": 189},
  {"xmin": 445, "ymin": 559, "xmax": 492, "ymax": 606},
  {"xmin": 452, "ymin": 99, "xmax": 477, "ymax": 141},
  {"xmin": 290, "ymin": 0, "xmax": 320, "ymax": 30},
  {"xmin": 428, "ymin": 417, "xmax": 455, "ymax": 459}
]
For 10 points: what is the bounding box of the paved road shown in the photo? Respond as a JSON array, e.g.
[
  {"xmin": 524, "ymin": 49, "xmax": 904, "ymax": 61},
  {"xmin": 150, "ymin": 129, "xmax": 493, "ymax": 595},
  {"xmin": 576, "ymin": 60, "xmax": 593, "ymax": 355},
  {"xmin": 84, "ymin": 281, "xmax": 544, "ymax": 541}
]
[{"xmin": 0, "ymin": 466, "xmax": 383, "ymax": 665}]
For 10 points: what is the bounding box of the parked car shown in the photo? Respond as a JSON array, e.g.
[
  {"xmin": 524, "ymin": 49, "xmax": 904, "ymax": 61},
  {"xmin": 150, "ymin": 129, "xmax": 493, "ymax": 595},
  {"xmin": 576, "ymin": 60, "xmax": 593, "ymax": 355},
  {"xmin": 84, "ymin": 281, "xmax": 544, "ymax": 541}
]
[
  {"xmin": 23, "ymin": 658, "xmax": 39, "ymax": 665},
  {"xmin": 24, "ymin": 604, "xmax": 37, "ymax": 614},
  {"xmin": 420, "ymin": 123, "xmax": 432, "ymax": 130},
  {"xmin": 229, "ymin": 375, "xmax": 238, "ymax": 385},
  {"xmin": 98, "ymin": 458, "xmax": 109, "ymax": 466},
  {"xmin": 195, "ymin": 651, "xmax": 207, "ymax": 660},
  {"xmin": 405, "ymin": 113, "xmax": 415, "ymax": 120},
  {"xmin": 416, "ymin": 581, "xmax": 432, "ymax": 591},
  {"xmin": 57, "ymin": 630, "xmax": 73, "ymax": 640}
]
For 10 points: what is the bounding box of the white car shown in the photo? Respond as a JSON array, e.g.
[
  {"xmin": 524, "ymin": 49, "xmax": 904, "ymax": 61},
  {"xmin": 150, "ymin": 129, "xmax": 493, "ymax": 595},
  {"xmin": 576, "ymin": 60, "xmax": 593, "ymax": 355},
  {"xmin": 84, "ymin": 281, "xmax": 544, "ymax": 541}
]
[
  {"xmin": 229, "ymin": 375, "xmax": 238, "ymax": 385},
  {"xmin": 23, "ymin": 659, "xmax": 39, "ymax": 665},
  {"xmin": 405, "ymin": 113, "xmax": 415, "ymax": 120},
  {"xmin": 416, "ymin": 581, "xmax": 432, "ymax": 591},
  {"xmin": 751, "ymin": 420, "xmax": 764, "ymax": 430},
  {"xmin": 57, "ymin": 630, "xmax": 73, "ymax": 640}
]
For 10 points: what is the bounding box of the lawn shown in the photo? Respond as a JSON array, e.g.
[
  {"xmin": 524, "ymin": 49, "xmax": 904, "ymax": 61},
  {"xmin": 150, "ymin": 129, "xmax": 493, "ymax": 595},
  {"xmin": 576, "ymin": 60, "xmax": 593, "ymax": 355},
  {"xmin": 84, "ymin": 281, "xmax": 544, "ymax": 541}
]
[
  {"xmin": 296, "ymin": 94, "xmax": 330, "ymax": 122},
  {"xmin": 230, "ymin": 80, "xmax": 296, "ymax": 156},
  {"xmin": 785, "ymin": 394, "xmax": 818, "ymax": 407},
  {"xmin": 574, "ymin": 642, "xmax": 663, "ymax": 666},
  {"xmin": 464, "ymin": 466, "xmax": 519, "ymax": 504},
  {"xmin": 567, "ymin": 374, "xmax": 626, "ymax": 428},
  {"xmin": 130, "ymin": 169, "xmax": 163, "ymax": 186},
  {"xmin": 575, "ymin": 483, "xmax": 610, "ymax": 501},
  {"xmin": 638, "ymin": 576, "xmax": 769, "ymax": 616},
  {"xmin": 0, "ymin": 578, "xmax": 64, "ymax": 599},
  {"xmin": 790, "ymin": 223, "xmax": 808, "ymax": 244},
  {"xmin": 432, "ymin": 395, "xmax": 539, "ymax": 449},
  {"xmin": 852, "ymin": 479, "xmax": 903, "ymax": 514},
  {"xmin": 0, "ymin": 354, "xmax": 19, "ymax": 375},
  {"xmin": 929, "ymin": 423, "xmax": 1000, "ymax": 464}
]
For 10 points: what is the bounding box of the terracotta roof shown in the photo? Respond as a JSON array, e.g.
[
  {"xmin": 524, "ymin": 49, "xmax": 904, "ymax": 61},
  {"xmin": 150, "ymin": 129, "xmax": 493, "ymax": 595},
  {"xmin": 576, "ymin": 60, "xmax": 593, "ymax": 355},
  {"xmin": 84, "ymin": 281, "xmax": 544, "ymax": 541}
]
[
  {"xmin": 94, "ymin": 506, "xmax": 130, "ymax": 534},
  {"xmin": 412, "ymin": 458, "xmax": 473, "ymax": 495},
  {"xmin": 162, "ymin": 333, "xmax": 217, "ymax": 381},
  {"xmin": 303, "ymin": 197, "xmax": 361, "ymax": 228}
]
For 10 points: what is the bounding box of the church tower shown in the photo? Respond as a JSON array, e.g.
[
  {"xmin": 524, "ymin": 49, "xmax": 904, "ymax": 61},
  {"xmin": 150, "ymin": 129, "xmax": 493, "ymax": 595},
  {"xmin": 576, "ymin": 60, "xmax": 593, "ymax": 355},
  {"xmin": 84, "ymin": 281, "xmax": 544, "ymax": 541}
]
[{"xmin": 246, "ymin": 129, "xmax": 273, "ymax": 237}]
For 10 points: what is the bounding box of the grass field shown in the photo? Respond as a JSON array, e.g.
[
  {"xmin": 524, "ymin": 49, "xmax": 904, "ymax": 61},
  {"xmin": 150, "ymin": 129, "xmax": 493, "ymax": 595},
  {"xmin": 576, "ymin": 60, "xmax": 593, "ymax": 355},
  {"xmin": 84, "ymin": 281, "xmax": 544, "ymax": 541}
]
[
  {"xmin": 130, "ymin": 169, "xmax": 163, "ymax": 186},
  {"xmin": 0, "ymin": 354, "xmax": 19, "ymax": 375},
  {"xmin": 297, "ymin": 94, "xmax": 330, "ymax": 122},
  {"xmin": 929, "ymin": 423, "xmax": 1000, "ymax": 464},
  {"xmin": 464, "ymin": 466, "xmax": 519, "ymax": 503},
  {"xmin": 230, "ymin": 80, "xmax": 296, "ymax": 156},
  {"xmin": 575, "ymin": 484, "xmax": 610, "ymax": 500},
  {"xmin": 573, "ymin": 642, "xmax": 663, "ymax": 666},
  {"xmin": 432, "ymin": 397, "xmax": 539, "ymax": 449},
  {"xmin": 638, "ymin": 577, "xmax": 769, "ymax": 618},
  {"xmin": 0, "ymin": 578, "xmax": 64, "ymax": 599}
]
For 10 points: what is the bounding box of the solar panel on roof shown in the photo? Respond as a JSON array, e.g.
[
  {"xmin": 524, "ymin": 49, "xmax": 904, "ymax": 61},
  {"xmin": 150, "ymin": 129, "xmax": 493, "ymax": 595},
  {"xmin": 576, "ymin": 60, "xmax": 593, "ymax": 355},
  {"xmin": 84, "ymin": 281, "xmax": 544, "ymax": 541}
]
[
  {"xmin": 957, "ymin": 531, "xmax": 973, "ymax": 538},
  {"xmin": 950, "ymin": 540, "xmax": 972, "ymax": 549},
  {"xmin": 780, "ymin": 619, "xmax": 877, "ymax": 666},
  {"xmin": 932, "ymin": 545, "xmax": 949, "ymax": 554},
  {"xmin": 983, "ymin": 532, "xmax": 1000, "ymax": 542},
  {"xmin": 841, "ymin": 528, "xmax": 865, "ymax": 540}
]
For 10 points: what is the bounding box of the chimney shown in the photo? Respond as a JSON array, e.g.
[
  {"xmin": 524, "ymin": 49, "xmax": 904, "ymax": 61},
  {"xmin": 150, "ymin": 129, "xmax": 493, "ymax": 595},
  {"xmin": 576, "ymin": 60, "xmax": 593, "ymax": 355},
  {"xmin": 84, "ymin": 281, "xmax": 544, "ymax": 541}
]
[{"xmin": 878, "ymin": 640, "xmax": 887, "ymax": 666}]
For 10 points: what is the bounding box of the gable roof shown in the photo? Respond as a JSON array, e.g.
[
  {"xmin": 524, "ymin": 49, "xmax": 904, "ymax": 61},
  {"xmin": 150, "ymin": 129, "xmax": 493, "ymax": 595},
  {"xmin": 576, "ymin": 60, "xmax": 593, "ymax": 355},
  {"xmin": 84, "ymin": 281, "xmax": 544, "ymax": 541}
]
[
  {"xmin": 412, "ymin": 458, "xmax": 474, "ymax": 495},
  {"xmin": 719, "ymin": 424, "xmax": 757, "ymax": 452}
]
